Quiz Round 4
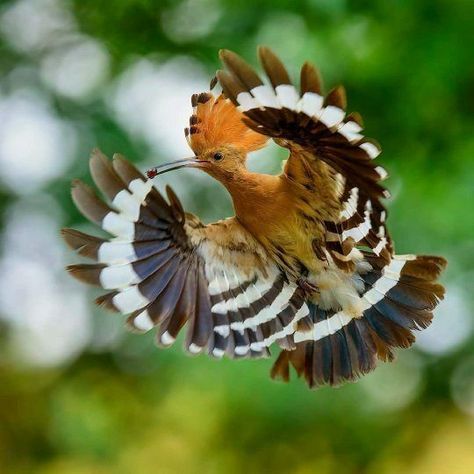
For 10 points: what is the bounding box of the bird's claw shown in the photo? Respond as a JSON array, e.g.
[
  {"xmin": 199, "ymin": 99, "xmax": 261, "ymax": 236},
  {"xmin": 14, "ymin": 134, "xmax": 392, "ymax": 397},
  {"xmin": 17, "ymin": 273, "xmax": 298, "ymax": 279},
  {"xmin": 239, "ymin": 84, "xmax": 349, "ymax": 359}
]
[{"xmin": 297, "ymin": 278, "xmax": 319, "ymax": 296}]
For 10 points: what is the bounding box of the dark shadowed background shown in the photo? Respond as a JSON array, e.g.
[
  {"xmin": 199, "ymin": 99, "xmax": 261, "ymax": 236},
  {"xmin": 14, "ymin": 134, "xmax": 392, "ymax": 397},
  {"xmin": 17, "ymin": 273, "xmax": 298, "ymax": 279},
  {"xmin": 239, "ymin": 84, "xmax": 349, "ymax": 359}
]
[{"xmin": 0, "ymin": 0, "xmax": 473, "ymax": 473}]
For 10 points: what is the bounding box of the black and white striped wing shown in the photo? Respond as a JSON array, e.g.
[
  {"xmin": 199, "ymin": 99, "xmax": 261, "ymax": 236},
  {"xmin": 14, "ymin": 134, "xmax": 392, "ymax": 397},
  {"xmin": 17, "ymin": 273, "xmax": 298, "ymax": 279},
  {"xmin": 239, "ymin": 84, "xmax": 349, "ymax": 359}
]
[
  {"xmin": 218, "ymin": 48, "xmax": 392, "ymax": 270},
  {"xmin": 63, "ymin": 150, "xmax": 310, "ymax": 358},
  {"xmin": 197, "ymin": 233, "xmax": 310, "ymax": 358}
]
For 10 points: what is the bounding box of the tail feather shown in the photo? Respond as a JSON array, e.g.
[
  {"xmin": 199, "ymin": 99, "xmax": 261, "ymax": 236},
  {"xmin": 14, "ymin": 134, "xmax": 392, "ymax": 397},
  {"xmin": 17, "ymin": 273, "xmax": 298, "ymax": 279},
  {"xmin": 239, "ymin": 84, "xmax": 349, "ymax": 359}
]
[
  {"xmin": 374, "ymin": 296, "xmax": 432, "ymax": 330},
  {"xmin": 346, "ymin": 320, "xmax": 378, "ymax": 372},
  {"xmin": 271, "ymin": 254, "xmax": 446, "ymax": 388},
  {"xmin": 331, "ymin": 329, "xmax": 353, "ymax": 382},
  {"xmin": 364, "ymin": 306, "xmax": 415, "ymax": 348}
]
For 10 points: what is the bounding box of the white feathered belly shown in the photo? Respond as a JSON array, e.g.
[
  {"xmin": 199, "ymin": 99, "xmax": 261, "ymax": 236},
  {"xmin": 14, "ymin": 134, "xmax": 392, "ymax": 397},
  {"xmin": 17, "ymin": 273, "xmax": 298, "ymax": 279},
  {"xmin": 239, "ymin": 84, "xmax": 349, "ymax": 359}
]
[{"xmin": 308, "ymin": 250, "xmax": 372, "ymax": 317}]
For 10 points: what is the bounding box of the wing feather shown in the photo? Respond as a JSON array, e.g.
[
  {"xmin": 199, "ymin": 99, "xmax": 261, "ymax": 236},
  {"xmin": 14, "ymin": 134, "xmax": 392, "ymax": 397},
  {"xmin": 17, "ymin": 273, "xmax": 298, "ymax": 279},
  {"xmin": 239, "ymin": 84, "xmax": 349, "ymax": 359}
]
[
  {"xmin": 64, "ymin": 151, "xmax": 309, "ymax": 358},
  {"xmin": 218, "ymin": 47, "xmax": 392, "ymax": 269}
]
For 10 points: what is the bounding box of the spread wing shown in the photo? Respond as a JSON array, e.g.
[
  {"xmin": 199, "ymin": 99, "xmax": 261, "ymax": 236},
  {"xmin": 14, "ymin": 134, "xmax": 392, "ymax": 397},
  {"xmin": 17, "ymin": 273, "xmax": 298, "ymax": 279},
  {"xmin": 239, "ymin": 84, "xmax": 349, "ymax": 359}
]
[
  {"xmin": 218, "ymin": 47, "xmax": 393, "ymax": 271},
  {"xmin": 62, "ymin": 150, "xmax": 310, "ymax": 358}
]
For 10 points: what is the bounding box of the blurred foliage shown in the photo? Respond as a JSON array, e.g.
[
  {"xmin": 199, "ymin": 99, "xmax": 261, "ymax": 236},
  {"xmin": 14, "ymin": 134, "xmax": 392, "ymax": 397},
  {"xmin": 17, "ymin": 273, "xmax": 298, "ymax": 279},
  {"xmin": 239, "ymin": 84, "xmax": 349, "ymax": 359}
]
[{"xmin": 0, "ymin": 0, "xmax": 473, "ymax": 473}]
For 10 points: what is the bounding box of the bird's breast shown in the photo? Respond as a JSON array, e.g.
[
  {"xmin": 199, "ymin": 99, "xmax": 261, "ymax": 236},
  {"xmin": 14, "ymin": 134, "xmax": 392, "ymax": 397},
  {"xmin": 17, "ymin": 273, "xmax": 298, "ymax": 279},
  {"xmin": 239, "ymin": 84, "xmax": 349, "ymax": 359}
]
[
  {"xmin": 228, "ymin": 172, "xmax": 336, "ymax": 279},
  {"xmin": 236, "ymin": 197, "xmax": 326, "ymax": 278}
]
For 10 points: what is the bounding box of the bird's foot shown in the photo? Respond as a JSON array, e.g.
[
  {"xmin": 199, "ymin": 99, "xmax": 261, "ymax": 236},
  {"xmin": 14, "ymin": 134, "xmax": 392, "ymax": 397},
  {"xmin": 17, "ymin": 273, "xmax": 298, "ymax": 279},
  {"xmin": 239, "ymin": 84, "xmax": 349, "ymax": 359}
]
[{"xmin": 297, "ymin": 278, "xmax": 319, "ymax": 296}]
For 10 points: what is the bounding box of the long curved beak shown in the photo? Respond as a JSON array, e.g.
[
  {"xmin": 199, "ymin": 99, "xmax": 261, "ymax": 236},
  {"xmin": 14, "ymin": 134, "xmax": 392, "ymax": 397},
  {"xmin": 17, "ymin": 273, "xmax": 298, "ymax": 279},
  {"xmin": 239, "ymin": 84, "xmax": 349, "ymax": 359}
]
[{"xmin": 146, "ymin": 157, "xmax": 201, "ymax": 179}]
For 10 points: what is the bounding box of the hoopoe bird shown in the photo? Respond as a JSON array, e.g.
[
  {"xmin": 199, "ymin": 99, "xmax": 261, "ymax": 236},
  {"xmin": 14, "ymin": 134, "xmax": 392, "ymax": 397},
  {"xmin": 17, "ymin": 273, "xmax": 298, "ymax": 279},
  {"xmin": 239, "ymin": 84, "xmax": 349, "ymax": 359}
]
[{"xmin": 62, "ymin": 47, "xmax": 447, "ymax": 388}]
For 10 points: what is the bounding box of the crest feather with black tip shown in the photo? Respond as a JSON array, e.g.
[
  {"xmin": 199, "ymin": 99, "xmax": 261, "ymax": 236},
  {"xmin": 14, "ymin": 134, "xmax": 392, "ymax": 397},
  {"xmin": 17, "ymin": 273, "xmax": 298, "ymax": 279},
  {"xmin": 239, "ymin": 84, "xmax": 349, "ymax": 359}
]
[{"xmin": 185, "ymin": 88, "xmax": 268, "ymax": 155}]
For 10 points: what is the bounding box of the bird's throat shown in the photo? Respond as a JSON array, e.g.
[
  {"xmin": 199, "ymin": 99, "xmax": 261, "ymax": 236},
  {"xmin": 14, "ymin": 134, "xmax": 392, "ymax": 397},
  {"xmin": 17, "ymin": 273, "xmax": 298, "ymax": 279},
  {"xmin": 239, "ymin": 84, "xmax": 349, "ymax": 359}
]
[{"xmin": 223, "ymin": 171, "xmax": 281, "ymax": 224}]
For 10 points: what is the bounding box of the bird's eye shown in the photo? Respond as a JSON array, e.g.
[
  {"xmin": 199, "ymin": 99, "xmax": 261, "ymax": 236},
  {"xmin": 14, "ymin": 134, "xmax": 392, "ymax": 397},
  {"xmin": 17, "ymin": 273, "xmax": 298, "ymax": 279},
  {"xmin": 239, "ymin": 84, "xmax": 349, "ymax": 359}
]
[{"xmin": 213, "ymin": 152, "xmax": 223, "ymax": 161}]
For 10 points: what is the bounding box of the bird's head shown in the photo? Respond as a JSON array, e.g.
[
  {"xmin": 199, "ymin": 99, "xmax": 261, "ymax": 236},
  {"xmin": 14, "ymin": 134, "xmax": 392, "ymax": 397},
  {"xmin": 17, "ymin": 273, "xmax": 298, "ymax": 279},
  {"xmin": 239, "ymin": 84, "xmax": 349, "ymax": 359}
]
[{"xmin": 146, "ymin": 92, "xmax": 268, "ymax": 184}]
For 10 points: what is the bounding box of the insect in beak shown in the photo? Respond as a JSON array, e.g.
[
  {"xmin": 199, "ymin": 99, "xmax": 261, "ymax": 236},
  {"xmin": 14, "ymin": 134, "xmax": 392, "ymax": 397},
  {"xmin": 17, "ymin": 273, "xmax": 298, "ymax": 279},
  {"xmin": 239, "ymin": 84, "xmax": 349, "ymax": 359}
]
[{"xmin": 146, "ymin": 157, "xmax": 202, "ymax": 179}]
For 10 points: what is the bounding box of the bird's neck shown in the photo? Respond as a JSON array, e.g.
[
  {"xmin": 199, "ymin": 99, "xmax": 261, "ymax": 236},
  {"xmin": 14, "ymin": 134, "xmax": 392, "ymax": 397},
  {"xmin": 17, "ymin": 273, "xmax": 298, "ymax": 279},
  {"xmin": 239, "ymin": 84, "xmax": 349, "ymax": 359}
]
[{"xmin": 222, "ymin": 170, "xmax": 282, "ymax": 226}]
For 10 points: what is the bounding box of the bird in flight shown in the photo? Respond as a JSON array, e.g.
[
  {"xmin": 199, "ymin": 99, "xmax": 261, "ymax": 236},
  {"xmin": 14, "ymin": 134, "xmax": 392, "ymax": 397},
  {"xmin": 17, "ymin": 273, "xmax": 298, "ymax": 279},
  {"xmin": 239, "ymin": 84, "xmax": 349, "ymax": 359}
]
[{"xmin": 62, "ymin": 47, "xmax": 446, "ymax": 388}]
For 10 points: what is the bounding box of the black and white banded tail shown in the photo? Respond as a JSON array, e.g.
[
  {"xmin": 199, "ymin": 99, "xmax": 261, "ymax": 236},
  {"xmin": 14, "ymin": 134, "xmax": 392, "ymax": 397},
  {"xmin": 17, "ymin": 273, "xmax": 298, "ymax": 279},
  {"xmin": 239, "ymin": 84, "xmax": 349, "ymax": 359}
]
[{"xmin": 271, "ymin": 254, "xmax": 446, "ymax": 387}]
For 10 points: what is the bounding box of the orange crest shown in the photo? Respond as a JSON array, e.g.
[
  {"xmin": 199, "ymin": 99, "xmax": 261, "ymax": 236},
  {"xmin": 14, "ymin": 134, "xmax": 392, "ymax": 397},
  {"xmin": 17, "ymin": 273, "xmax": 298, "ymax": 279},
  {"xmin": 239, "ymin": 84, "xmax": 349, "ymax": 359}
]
[{"xmin": 185, "ymin": 92, "xmax": 268, "ymax": 155}]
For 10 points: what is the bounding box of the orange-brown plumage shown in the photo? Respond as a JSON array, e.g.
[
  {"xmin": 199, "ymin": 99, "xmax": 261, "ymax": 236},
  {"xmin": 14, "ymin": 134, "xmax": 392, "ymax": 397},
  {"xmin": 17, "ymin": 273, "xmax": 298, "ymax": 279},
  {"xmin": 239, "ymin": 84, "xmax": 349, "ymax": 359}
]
[
  {"xmin": 184, "ymin": 91, "xmax": 343, "ymax": 281},
  {"xmin": 63, "ymin": 47, "xmax": 447, "ymax": 389},
  {"xmin": 186, "ymin": 93, "xmax": 268, "ymax": 155}
]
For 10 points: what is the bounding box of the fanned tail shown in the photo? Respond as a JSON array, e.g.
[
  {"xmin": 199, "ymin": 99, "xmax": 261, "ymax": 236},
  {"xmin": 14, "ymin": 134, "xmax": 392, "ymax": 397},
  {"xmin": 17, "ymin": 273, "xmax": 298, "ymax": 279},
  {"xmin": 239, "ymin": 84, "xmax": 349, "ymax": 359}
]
[{"xmin": 271, "ymin": 254, "xmax": 447, "ymax": 388}]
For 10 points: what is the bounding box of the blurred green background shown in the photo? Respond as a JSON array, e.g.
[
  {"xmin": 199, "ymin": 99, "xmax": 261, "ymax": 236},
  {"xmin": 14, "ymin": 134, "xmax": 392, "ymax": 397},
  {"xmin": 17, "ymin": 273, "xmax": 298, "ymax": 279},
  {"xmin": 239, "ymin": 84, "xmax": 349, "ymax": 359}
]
[{"xmin": 0, "ymin": 0, "xmax": 473, "ymax": 473}]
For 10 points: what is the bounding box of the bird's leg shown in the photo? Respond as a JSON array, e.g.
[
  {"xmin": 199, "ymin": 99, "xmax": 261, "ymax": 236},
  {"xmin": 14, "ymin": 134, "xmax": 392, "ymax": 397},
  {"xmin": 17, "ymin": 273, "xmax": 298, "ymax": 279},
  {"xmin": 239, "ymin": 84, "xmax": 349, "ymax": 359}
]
[{"xmin": 297, "ymin": 277, "xmax": 319, "ymax": 297}]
